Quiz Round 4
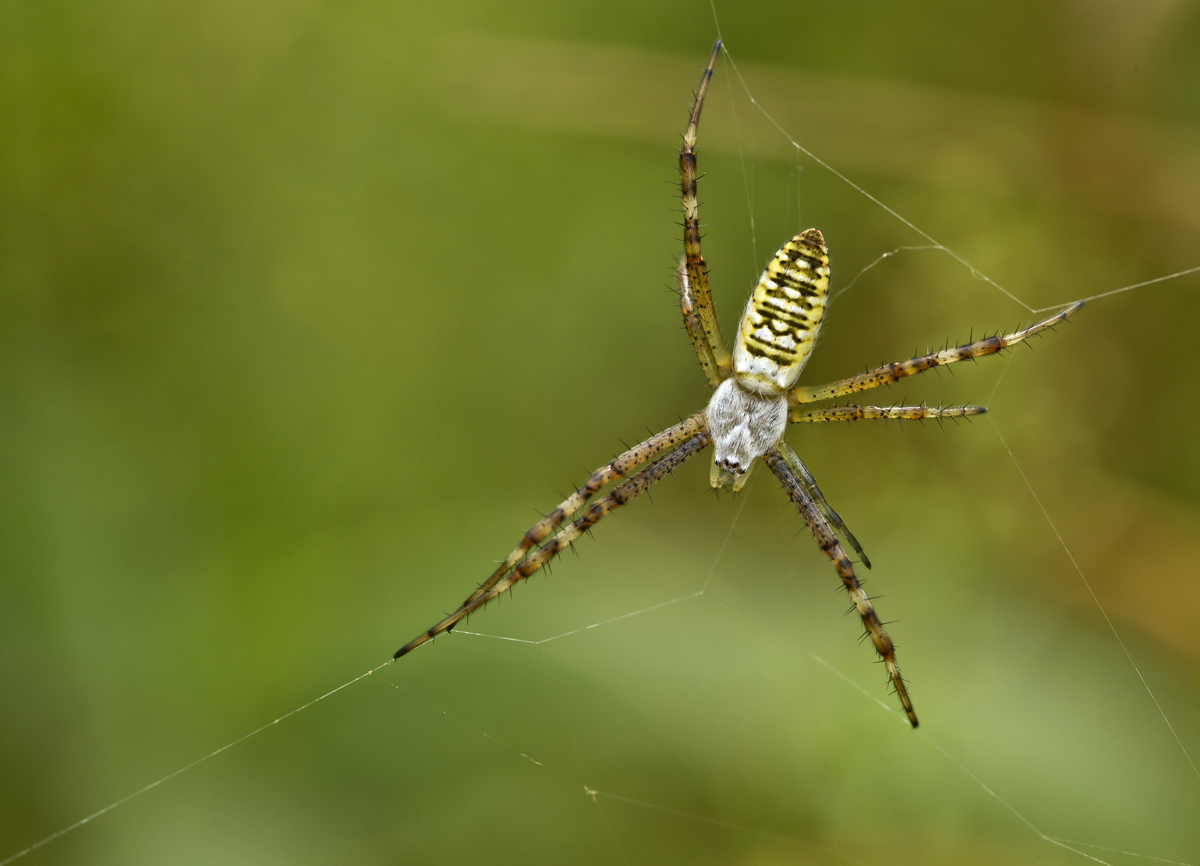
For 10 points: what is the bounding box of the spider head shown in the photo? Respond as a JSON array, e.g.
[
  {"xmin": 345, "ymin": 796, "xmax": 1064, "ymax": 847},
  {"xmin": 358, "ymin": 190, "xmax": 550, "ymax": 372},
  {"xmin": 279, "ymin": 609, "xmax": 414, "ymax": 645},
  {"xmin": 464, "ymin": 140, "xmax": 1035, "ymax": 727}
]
[
  {"xmin": 704, "ymin": 378, "xmax": 787, "ymax": 492},
  {"xmin": 711, "ymin": 457, "xmax": 754, "ymax": 491}
]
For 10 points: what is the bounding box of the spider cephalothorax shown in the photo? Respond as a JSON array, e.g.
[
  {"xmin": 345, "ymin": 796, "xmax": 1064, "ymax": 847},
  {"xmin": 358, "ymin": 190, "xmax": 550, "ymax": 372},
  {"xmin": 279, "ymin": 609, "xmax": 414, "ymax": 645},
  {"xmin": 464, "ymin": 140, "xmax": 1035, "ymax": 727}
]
[
  {"xmin": 394, "ymin": 41, "xmax": 1082, "ymax": 728},
  {"xmin": 705, "ymin": 376, "xmax": 787, "ymax": 490}
]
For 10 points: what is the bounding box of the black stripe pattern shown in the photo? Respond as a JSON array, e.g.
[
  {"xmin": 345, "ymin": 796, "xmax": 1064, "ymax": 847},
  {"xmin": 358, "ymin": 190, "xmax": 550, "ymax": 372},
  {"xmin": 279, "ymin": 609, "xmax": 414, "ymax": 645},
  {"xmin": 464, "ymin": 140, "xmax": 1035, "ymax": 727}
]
[{"xmin": 731, "ymin": 228, "xmax": 830, "ymax": 395}]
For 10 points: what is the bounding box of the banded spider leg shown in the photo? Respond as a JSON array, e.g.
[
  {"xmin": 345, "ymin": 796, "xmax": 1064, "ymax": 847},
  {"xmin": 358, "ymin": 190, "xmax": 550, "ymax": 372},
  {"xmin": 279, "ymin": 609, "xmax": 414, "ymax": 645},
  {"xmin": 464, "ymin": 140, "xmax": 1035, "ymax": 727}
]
[
  {"xmin": 395, "ymin": 420, "xmax": 710, "ymax": 658},
  {"xmin": 789, "ymin": 302, "xmax": 1085, "ymax": 409},
  {"xmin": 676, "ymin": 39, "xmax": 730, "ymax": 390},
  {"xmin": 765, "ymin": 448, "xmax": 918, "ymax": 726},
  {"xmin": 453, "ymin": 415, "xmax": 705, "ymax": 615}
]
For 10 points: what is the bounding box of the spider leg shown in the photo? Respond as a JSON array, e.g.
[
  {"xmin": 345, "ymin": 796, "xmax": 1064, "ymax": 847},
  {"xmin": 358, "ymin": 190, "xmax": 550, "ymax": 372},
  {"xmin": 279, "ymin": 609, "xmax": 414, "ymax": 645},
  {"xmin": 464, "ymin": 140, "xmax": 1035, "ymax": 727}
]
[
  {"xmin": 775, "ymin": 442, "xmax": 870, "ymax": 569},
  {"xmin": 395, "ymin": 430, "xmax": 712, "ymax": 659},
  {"xmin": 676, "ymin": 258, "xmax": 723, "ymax": 388},
  {"xmin": 765, "ymin": 448, "xmax": 918, "ymax": 727},
  {"xmin": 789, "ymin": 301, "xmax": 1083, "ymax": 405},
  {"xmin": 790, "ymin": 404, "xmax": 986, "ymax": 423},
  {"xmin": 459, "ymin": 414, "xmax": 705, "ymax": 611},
  {"xmin": 679, "ymin": 40, "xmax": 732, "ymax": 384}
]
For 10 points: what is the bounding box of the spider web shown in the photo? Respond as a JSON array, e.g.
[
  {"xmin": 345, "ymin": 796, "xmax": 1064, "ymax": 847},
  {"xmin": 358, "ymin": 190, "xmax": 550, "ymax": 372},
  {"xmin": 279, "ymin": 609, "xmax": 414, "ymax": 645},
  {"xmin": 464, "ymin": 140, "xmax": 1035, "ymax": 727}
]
[{"xmin": 4, "ymin": 6, "xmax": 1199, "ymax": 865}]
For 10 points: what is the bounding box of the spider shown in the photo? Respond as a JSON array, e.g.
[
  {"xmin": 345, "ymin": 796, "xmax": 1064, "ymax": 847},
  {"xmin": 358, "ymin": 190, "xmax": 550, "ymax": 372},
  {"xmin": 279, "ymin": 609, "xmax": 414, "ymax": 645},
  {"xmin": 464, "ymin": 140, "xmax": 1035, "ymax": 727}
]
[{"xmin": 394, "ymin": 41, "xmax": 1082, "ymax": 728}]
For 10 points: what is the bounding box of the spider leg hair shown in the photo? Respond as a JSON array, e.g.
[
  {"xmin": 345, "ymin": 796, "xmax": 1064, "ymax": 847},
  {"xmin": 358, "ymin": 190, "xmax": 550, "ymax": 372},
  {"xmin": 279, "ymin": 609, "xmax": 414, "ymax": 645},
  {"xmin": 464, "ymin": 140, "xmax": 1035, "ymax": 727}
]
[
  {"xmin": 775, "ymin": 442, "xmax": 871, "ymax": 569},
  {"xmin": 765, "ymin": 449, "xmax": 918, "ymax": 727},
  {"xmin": 790, "ymin": 405, "xmax": 986, "ymax": 423},
  {"xmin": 679, "ymin": 39, "xmax": 732, "ymax": 383},
  {"xmin": 459, "ymin": 414, "xmax": 705, "ymax": 612},
  {"xmin": 677, "ymin": 258, "xmax": 722, "ymax": 388},
  {"xmin": 789, "ymin": 301, "xmax": 1084, "ymax": 405},
  {"xmin": 394, "ymin": 429, "xmax": 712, "ymax": 659}
]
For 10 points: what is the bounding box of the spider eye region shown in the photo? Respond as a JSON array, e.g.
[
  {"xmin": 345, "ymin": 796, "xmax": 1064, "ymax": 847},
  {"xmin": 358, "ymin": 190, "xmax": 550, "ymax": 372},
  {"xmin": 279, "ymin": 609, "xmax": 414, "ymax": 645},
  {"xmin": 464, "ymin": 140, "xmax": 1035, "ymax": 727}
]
[{"xmin": 704, "ymin": 378, "xmax": 788, "ymax": 491}]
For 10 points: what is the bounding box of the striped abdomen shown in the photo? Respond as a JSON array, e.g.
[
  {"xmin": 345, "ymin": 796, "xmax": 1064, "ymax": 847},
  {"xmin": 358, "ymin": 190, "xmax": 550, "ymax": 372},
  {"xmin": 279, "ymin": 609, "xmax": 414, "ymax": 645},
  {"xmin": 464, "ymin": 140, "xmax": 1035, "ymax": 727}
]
[{"xmin": 732, "ymin": 228, "xmax": 829, "ymax": 395}]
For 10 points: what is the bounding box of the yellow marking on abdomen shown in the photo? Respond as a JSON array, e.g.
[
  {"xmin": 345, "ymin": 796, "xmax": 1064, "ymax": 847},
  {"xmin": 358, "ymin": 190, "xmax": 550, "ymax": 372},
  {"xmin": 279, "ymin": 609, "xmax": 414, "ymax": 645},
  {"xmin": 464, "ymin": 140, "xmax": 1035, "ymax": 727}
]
[{"xmin": 732, "ymin": 228, "xmax": 829, "ymax": 396}]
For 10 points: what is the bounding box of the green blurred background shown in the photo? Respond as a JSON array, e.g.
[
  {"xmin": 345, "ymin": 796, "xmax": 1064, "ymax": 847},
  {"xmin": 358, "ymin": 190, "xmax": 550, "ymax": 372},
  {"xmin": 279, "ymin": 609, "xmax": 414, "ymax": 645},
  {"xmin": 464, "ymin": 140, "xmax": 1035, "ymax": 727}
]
[{"xmin": 3, "ymin": 1, "xmax": 1199, "ymax": 863}]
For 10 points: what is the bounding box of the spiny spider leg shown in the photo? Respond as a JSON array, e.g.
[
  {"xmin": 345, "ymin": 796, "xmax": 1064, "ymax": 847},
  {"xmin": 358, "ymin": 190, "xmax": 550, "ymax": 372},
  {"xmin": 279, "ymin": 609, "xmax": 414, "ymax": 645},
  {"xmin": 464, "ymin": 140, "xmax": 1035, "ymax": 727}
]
[
  {"xmin": 791, "ymin": 404, "xmax": 986, "ymax": 423},
  {"xmin": 775, "ymin": 442, "xmax": 870, "ymax": 569},
  {"xmin": 765, "ymin": 448, "xmax": 918, "ymax": 728},
  {"xmin": 789, "ymin": 301, "xmax": 1084, "ymax": 405},
  {"xmin": 459, "ymin": 415, "xmax": 705, "ymax": 612},
  {"xmin": 395, "ymin": 429, "xmax": 712, "ymax": 659},
  {"xmin": 679, "ymin": 39, "xmax": 732, "ymax": 383},
  {"xmin": 676, "ymin": 259, "xmax": 722, "ymax": 389}
]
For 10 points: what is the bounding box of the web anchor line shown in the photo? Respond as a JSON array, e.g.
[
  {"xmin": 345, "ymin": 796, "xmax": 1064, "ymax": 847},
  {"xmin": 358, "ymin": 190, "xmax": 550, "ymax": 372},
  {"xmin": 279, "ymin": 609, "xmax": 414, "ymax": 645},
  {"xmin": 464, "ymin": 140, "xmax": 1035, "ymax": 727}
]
[
  {"xmin": 988, "ymin": 415, "xmax": 1200, "ymax": 782},
  {"xmin": 1052, "ymin": 264, "xmax": 1200, "ymax": 311},
  {"xmin": 0, "ymin": 663, "xmax": 391, "ymax": 866},
  {"xmin": 454, "ymin": 476, "xmax": 753, "ymax": 646},
  {"xmin": 832, "ymin": 247, "xmax": 1200, "ymax": 319},
  {"xmin": 830, "ymin": 244, "xmax": 946, "ymax": 304},
  {"xmin": 1045, "ymin": 838, "xmax": 1197, "ymax": 866},
  {"xmin": 453, "ymin": 592, "xmax": 704, "ymax": 645}
]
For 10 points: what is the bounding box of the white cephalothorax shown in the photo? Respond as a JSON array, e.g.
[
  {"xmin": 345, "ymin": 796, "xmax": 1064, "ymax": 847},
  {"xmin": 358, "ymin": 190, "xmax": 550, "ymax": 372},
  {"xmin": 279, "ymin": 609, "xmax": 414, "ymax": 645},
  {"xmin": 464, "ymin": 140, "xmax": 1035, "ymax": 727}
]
[{"xmin": 704, "ymin": 378, "xmax": 787, "ymax": 490}]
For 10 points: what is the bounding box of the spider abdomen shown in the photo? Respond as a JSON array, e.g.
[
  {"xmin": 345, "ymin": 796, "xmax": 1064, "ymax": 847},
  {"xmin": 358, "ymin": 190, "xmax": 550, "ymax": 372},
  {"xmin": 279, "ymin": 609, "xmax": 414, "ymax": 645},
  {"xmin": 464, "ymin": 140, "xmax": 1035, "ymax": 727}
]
[{"xmin": 732, "ymin": 228, "xmax": 830, "ymax": 396}]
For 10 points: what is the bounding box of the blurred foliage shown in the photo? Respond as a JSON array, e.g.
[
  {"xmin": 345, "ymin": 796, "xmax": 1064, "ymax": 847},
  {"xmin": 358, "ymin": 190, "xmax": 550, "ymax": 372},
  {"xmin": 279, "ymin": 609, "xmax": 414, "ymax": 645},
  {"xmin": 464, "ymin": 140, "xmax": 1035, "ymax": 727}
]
[{"xmin": 2, "ymin": 1, "xmax": 1199, "ymax": 864}]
